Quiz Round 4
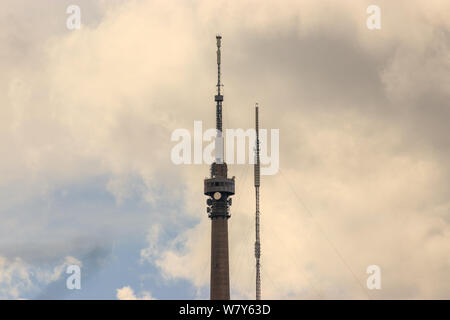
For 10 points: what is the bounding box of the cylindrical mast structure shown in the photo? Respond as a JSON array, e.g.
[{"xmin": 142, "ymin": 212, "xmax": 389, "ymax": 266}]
[
  {"xmin": 215, "ymin": 35, "xmax": 224, "ymax": 164},
  {"xmin": 204, "ymin": 35, "xmax": 235, "ymax": 300},
  {"xmin": 254, "ymin": 103, "xmax": 261, "ymax": 300}
]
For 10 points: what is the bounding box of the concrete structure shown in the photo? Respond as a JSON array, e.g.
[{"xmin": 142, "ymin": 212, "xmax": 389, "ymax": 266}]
[{"xmin": 204, "ymin": 35, "xmax": 235, "ymax": 300}]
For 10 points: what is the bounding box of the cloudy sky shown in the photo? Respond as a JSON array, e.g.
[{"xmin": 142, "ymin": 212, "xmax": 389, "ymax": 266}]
[{"xmin": 1, "ymin": 0, "xmax": 449, "ymax": 299}]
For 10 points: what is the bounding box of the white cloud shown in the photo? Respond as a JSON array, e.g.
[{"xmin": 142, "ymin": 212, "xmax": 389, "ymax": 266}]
[
  {"xmin": 140, "ymin": 224, "xmax": 162, "ymax": 263},
  {"xmin": 116, "ymin": 286, "xmax": 153, "ymax": 300},
  {"xmin": 0, "ymin": 256, "xmax": 81, "ymax": 299}
]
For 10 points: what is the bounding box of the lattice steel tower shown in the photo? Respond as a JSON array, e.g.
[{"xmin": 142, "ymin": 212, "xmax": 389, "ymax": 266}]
[
  {"xmin": 204, "ymin": 35, "xmax": 235, "ymax": 300},
  {"xmin": 254, "ymin": 103, "xmax": 261, "ymax": 300}
]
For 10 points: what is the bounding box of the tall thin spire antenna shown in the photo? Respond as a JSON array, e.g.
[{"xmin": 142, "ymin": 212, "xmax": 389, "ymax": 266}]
[
  {"xmin": 205, "ymin": 35, "xmax": 235, "ymax": 300},
  {"xmin": 215, "ymin": 35, "xmax": 224, "ymax": 164},
  {"xmin": 254, "ymin": 103, "xmax": 261, "ymax": 300}
]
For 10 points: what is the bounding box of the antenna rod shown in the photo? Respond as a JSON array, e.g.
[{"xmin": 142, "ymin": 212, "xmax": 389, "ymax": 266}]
[
  {"xmin": 215, "ymin": 35, "xmax": 224, "ymax": 163},
  {"xmin": 254, "ymin": 103, "xmax": 261, "ymax": 300}
]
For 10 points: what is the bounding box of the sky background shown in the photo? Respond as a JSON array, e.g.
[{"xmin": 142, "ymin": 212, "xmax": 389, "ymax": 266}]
[{"xmin": 1, "ymin": 0, "xmax": 449, "ymax": 299}]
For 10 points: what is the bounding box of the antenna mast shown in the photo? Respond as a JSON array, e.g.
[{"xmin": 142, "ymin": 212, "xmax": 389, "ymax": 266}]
[
  {"xmin": 215, "ymin": 35, "xmax": 224, "ymax": 164},
  {"xmin": 254, "ymin": 103, "xmax": 261, "ymax": 300}
]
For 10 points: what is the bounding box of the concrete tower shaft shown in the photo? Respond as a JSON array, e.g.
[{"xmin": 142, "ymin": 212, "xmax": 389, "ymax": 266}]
[{"xmin": 210, "ymin": 215, "xmax": 230, "ymax": 299}]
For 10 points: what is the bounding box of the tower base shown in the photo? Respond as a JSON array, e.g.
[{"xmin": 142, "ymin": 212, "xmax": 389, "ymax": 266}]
[{"xmin": 210, "ymin": 216, "xmax": 230, "ymax": 300}]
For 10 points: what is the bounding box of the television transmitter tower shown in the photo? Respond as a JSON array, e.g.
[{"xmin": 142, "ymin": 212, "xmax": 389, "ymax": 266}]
[{"xmin": 204, "ymin": 35, "xmax": 235, "ymax": 300}]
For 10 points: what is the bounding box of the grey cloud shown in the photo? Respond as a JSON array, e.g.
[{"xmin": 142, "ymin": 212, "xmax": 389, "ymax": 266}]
[{"xmin": 0, "ymin": 0, "xmax": 449, "ymax": 299}]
